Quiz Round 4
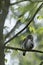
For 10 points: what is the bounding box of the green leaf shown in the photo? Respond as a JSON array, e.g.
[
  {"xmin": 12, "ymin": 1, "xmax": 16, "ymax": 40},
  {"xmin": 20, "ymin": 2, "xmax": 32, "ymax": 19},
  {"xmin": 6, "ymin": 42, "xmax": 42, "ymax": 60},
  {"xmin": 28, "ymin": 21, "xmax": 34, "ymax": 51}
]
[
  {"xmin": 36, "ymin": 27, "xmax": 43, "ymax": 35},
  {"xmin": 37, "ymin": 16, "xmax": 43, "ymax": 20},
  {"xmin": 29, "ymin": 26, "xmax": 36, "ymax": 33}
]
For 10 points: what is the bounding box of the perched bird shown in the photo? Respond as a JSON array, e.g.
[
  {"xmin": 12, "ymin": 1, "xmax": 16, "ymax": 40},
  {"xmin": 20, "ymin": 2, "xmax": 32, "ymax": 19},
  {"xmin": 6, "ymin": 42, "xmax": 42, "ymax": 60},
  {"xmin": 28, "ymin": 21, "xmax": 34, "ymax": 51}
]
[{"xmin": 22, "ymin": 34, "xmax": 34, "ymax": 56}]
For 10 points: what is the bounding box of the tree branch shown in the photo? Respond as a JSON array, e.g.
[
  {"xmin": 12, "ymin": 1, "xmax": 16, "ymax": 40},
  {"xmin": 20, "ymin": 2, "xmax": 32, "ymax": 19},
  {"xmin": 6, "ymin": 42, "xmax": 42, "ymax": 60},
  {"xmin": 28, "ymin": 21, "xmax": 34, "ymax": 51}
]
[
  {"xmin": 9, "ymin": 0, "xmax": 43, "ymax": 6},
  {"xmin": 5, "ymin": 13, "xmax": 24, "ymax": 39},
  {"xmin": 4, "ymin": 3, "xmax": 43, "ymax": 46},
  {"xmin": 5, "ymin": 46, "xmax": 43, "ymax": 53},
  {"xmin": 9, "ymin": 0, "xmax": 32, "ymax": 6},
  {"xmin": 5, "ymin": 21, "xmax": 19, "ymax": 39}
]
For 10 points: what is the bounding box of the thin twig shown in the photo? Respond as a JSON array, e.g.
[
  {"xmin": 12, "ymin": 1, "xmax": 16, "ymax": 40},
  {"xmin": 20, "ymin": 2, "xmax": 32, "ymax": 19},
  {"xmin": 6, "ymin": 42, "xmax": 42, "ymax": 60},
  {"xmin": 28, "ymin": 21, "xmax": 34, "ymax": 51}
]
[
  {"xmin": 5, "ymin": 46, "xmax": 43, "ymax": 53},
  {"xmin": 9, "ymin": 0, "xmax": 32, "ymax": 6},
  {"xmin": 9, "ymin": 0, "xmax": 43, "ymax": 6},
  {"xmin": 4, "ymin": 3, "xmax": 43, "ymax": 46},
  {"xmin": 5, "ymin": 21, "xmax": 19, "ymax": 39},
  {"xmin": 5, "ymin": 13, "xmax": 24, "ymax": 39},
  {"xmin": 10, "ymin": 0, "xmax": 43, "ymax": 6}
]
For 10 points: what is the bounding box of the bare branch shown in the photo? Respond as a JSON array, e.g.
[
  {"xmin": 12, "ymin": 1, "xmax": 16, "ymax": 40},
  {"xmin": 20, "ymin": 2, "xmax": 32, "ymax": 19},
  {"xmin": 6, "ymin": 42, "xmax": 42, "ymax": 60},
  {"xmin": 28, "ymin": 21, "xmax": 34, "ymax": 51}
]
[
  {"xmin": 5, "ymin": 21, "xmax": 18, "ymax": 39},
  {"xmin": 4, "ymin": 3, "xmax": 43, "ymax": 46},
  {"xmin": 9, "ymin": 0, "xmax": 43, "ymax": 6},
  {"xmin": 9, "ymin": 0, "xmax": 32, "ymax": 6},
  {"xmin": 5, "ymin": 14, "xmax": 24, "ymax": 39},
  {"xmin": 5, "ymin": 46, "xmax": 43, "ymax": 53}
]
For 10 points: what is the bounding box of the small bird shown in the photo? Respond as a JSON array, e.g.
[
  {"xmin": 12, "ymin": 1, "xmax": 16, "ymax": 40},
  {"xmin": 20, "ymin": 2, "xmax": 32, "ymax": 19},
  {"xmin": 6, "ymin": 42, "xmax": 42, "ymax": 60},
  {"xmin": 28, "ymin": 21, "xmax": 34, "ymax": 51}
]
[{"xmin": 22, "ymin": 34, "xmax": 34, "ymax": 56}]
